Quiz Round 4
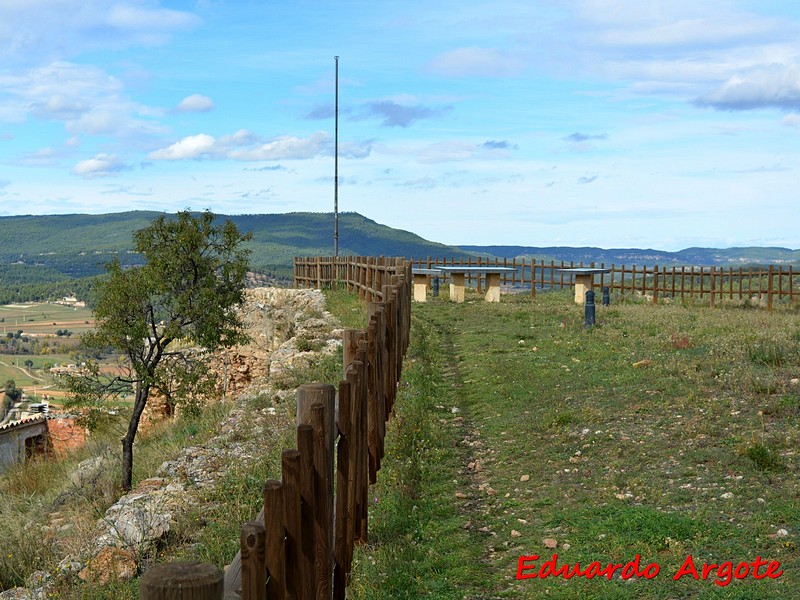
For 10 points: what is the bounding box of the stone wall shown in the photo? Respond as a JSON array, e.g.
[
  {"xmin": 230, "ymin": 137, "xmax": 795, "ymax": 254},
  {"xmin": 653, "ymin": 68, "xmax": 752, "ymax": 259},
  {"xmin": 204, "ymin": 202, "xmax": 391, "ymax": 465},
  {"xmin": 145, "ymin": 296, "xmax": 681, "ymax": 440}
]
[
  {"xmin": 0, "ymin": 416, "xmax": 50, "ymax": 474},
  {"xmin": 47, "ymin": 418, "xmax": 86, "ymax": 455}
]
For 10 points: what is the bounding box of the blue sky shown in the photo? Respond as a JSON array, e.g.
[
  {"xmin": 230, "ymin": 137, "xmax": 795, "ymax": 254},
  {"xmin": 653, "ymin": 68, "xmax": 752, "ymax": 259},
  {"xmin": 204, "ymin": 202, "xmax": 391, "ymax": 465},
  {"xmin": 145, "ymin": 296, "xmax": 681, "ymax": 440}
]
[{"xmin": 1, "ymin": 1, "xmax": 799, "ymax": 251}]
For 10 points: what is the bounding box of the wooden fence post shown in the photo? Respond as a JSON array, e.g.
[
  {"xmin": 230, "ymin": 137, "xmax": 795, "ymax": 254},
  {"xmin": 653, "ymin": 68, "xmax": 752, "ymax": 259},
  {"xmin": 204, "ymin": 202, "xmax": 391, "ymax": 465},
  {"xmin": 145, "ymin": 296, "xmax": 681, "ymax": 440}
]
[
  {"xmin": 262, "ymin": 480, "xmax": 285, "ymax": 600},
  {"xmin": 296, "ymin": 384, "xmax": 336, "ymax": 599},
  {"xmin": 140, "ymin": 562, "xmax": 223, "ymax": 600},
  {"xmin": 312, "ymin": 404, "xmax": 333, "ymax": 599},
  {"xmin": 768, "ymin": 265, "xmax": 775, "ymax": 311},
  {"xmin": 281, "ymin": 449, "xmax": 305, "ymax": 600},
  {"xmin": 333, "ymin": 378, "xmax": 353, "ymax": 600},
  {"xmin": 240, "ymin": 521, "xmax": 267, "ymax": 600},
  {"xmin": 650, "ymin": 265, "xmax": 658, "ymax": 304},
  {"xmin": 367, "ymin": 304, "xmax": 387, "ymax": 471},
  {"xmin": 296, "ymin": 424, "xmax": 317, "ymax": 596}
]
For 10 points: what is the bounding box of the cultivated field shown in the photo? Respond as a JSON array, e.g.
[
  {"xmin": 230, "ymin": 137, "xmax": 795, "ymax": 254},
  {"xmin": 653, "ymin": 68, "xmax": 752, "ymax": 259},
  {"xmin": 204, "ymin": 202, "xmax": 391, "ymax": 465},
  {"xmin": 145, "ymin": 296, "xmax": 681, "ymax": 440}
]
[
  {"xmin": 0, "ymin": 302, "xmax": 94, "ymax": 335},
  {"xmin": 0, "ymin": 302, "xmax": 95, "ymax": 397}
]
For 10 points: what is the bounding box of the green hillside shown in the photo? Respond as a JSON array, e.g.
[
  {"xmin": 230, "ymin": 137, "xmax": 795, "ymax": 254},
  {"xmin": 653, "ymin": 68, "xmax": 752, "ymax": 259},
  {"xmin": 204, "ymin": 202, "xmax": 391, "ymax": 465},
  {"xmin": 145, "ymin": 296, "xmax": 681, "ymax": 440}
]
[{"xmin": 0, "ymin": 211, "xmax": 473, "ymax": 301}]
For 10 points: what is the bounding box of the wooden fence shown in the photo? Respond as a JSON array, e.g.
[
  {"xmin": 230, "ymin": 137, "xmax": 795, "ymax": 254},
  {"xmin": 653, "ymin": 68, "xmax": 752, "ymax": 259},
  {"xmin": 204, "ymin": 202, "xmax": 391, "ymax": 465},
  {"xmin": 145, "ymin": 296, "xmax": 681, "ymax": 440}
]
[
  {"xmin": 403, "ymin": 257, "xmax": 797, "ymax": 309},
  {"xmin": 140, "ymin": 258, "xmax": 412, "ymax": 599},
  {"xmin": 294, "ymin": 256, "xmax": 410, "ymax": 302}
]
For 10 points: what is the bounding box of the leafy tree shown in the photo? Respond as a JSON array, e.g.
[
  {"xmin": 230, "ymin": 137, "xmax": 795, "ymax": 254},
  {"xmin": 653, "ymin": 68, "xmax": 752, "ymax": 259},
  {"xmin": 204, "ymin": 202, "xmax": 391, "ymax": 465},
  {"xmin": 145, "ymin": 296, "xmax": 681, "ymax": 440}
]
[
  {"xmin": 65, "ymin": 211, "xmax": 251, "ymax": 490},
  {"xmin": 4, "ymin": 379, "xmax": 22, "ymax": 403}
]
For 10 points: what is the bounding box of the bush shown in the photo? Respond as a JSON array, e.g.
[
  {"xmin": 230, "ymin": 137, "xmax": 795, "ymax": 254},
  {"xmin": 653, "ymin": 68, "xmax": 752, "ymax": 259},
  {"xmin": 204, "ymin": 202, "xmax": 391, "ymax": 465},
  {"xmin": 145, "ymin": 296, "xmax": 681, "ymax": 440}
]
[{"xmin": 741, "ymin": 441, "xmax": 784, "ymax": 471}]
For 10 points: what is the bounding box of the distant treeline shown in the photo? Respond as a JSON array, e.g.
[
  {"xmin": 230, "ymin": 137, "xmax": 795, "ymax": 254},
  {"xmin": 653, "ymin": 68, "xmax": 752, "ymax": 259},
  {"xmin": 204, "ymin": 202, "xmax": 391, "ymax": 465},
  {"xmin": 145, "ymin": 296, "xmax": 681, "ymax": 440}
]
[{"xmin": 0, "ymin": 268, "xmax": 100, "ymax": 305}]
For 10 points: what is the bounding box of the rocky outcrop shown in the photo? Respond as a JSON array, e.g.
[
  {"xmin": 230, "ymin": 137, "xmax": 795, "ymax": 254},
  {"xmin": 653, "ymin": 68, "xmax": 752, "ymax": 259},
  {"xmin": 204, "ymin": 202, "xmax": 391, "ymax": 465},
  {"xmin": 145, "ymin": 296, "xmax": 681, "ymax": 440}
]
[
  {"xmin": 216, "ymin": 287, "xmax": 342, "ymax": 393},
  {"xmin": 7, "ymin": 287, "xmax": 342, "ymax": 599}
]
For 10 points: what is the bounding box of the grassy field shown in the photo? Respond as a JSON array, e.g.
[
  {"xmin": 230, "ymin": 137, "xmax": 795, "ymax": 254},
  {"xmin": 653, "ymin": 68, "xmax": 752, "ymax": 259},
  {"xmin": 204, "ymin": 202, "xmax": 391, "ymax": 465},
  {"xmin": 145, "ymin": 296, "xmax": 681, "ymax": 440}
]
[
  {"xmin": 351, "ymin": 290, "xmax": 800, "ymax": 599},
  {"xmin": 0, "ymin": 302, "xmax": 94, "ymax": 335}
]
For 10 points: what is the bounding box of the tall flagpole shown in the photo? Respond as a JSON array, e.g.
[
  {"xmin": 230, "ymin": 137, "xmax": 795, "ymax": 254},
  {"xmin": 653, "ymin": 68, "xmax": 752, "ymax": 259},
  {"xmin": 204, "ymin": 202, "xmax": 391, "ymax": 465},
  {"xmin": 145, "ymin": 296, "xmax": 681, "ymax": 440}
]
[{"xmin": 334, "ymin": 56, "xmax": 339, "ymax": 258}]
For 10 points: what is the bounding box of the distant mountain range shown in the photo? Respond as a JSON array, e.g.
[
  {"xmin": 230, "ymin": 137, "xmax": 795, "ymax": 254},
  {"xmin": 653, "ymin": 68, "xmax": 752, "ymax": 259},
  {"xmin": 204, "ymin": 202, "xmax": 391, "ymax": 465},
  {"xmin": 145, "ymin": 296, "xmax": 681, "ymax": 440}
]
[
  {"xmin": 459, "ymin": 245, "xmax": 800, "ymax": 266},
  {"xmin": 0, "ymin": 211, "xmax": 797, "ymax": 302}
]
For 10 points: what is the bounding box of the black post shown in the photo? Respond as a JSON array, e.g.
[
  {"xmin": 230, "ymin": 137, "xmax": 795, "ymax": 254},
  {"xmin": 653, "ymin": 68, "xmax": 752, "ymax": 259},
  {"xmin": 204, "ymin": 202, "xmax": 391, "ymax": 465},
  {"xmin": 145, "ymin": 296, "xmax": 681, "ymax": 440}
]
[
  {"xmin": 432, "ymin": 276, "xmax": 440, "ymax": 297},
  {"xmin": 602, "ymin": 286, "xmax": 610, "ymax": 306},
  {"xmin": 584, "ymin": 290, "xmax": 596, "ymax": 327},
  {"xmin": 334, "ymin": 56, "xmax": 339, "ymax": 258}
]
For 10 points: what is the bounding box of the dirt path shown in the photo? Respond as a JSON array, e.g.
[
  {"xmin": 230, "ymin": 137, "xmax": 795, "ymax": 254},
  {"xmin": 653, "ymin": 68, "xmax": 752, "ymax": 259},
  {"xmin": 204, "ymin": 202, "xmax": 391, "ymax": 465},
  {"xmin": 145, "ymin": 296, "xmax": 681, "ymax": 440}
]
[
  {"xmin": 0, "ymin": 359, "xmax": 46, "ymax": 383},
  {"xmin": 414, "ymin": 308, "xmax": 505, "ymax": 598}
]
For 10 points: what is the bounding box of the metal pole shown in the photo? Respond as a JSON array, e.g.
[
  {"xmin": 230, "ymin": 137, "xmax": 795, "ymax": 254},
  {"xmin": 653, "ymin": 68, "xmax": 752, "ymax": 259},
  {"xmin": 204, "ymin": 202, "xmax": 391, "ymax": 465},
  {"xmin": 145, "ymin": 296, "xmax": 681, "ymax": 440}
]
[{"xmin": 334, "ymin": 56, "xmax": 339, "ymax": 258}]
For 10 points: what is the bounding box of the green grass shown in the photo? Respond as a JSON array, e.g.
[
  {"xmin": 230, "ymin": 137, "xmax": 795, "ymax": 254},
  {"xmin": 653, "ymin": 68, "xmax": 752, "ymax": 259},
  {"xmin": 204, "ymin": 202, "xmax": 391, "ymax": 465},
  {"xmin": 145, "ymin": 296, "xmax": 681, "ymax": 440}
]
[
  {"xmin": 348, "ymin": 313, "xmax": 486, "ymax": 599},
  {"xmin": 323, "ymin": 287, "xmax": 369, "ymax": 329},
  {"xmin": 350, "ymin": 289, "xmax": 800, "ymax": 599},
  {"xmin": 6, "ymin": 286, "xmax": 799, "ymax": 598}
]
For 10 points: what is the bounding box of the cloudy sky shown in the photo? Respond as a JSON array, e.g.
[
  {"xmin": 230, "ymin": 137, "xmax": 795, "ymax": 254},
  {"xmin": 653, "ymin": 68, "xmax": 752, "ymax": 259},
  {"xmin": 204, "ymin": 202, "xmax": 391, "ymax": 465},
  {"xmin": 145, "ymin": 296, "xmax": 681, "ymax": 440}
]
[{"xmin": 1, "ymin": 1, "xmax": 799, "ymax": 250}]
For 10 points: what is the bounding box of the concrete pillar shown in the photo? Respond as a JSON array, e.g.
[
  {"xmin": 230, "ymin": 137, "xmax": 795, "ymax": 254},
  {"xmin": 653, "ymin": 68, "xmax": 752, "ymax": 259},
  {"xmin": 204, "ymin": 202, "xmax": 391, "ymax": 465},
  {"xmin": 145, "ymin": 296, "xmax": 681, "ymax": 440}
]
[
  {"xmin": 485, "ymin": 272, "xmax": 501, "ymax": 302},
  {"xmin": 450, "ymin": 272, "xmax": 465, "ymax": 303},
  {"xmin": 574, "ymin": 274, "xmax": 593, "ymax": 304},
  {"xmin": 413, "ymin": 273, "xmax": 428, "ymax": 302}
]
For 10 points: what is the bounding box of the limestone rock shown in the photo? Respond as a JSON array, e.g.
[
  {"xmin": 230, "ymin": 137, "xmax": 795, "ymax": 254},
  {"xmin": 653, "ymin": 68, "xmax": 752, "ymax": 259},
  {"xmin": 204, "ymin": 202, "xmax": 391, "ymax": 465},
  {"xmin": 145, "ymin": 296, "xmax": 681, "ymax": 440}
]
[{"xmin": 78, "ymin": 547, "xmax": 137, "ymax": 584}]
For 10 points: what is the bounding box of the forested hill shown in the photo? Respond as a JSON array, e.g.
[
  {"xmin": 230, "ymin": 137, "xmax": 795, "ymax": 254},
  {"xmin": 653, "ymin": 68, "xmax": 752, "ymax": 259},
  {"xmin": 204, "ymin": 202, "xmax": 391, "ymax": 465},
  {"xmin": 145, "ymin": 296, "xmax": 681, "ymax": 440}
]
[
  {"xmin": 459, "ymin": 245, "xmax": 800, "ymax": 266},
  {"xmin": 0, "ymin": 210, "xmax": 472, "ymax": 279},
  {"xmin": 1, "ymin": 210, "xmax": 797, "ymax": 304}
]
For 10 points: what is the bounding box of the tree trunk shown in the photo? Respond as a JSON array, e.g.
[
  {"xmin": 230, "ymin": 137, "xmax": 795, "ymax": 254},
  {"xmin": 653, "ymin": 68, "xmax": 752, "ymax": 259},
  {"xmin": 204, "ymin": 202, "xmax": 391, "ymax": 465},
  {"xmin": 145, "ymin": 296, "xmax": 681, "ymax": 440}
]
[{"xmin": 122, "ymin": 383, "xmax": 150, "ymax": 491}]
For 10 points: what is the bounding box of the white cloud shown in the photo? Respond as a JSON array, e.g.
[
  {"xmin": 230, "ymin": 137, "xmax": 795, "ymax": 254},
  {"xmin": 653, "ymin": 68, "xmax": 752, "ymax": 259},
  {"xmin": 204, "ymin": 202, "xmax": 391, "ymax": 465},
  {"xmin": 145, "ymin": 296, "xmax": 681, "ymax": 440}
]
[
  {"xmin": 72, "ymin": 153, "xmax": 128, "ymax": 178},
  {"xmin": 228, "ymin": 132, "xmax": 331, "ymax": 160},
  {"xmin": 522, "ymin": 0, "xmax": 800, "ymax": 105},
  {"xmin": 147, "ymin": 130, "xmax": 371, "ymax": 162},
  {"xmin": 697, "ymin": 65, "xmax": 800, "ymax": 110},
  {"xmin": 0, "ymin": 1, "xmax": 200, "ymax": 62},
  {"xmin": 176, "ymin": 94, "xmax": 215, "ymax": 113},
  {"xmin": 148, "ymin": 134, "xmax": 217, "ymax": 160},
  {"xmin": 0, "ymin": 61, "xmax": 167, "ymax": 141},
  {"xmin": 782, "ymin": 114, "xmax": 800, "ymax": 128},
  {"xmin": 428, "ymin": 47, "xmax": 524, "ymax": 78},
  {"xmin": 105, "ymin": 5, "xmax": 199, "ymax": 33}
]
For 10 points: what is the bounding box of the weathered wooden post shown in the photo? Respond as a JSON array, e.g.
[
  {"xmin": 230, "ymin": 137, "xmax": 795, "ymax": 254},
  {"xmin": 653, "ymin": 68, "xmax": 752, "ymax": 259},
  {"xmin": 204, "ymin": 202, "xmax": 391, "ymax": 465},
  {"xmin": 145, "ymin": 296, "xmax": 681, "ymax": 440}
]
[
  {"xmin": 297, "ymin": 384, "xmax": 336, "ymax": 599},
  {"xmin": 333, "ymin": 377, "xmax": 353, "ymax": 600},
  {"xmin": 296, "ymin": 423, "xmax": 317, "ymax": 596},
  {"xmin": 281, "ymin": 449, "xmax": 304, "ymax": 599},
  {"xmin": 652, "ymin": 265, "xmax": 659, "ymax": 305},
  {"xmin": 312, "ymin": 403, "xmax": 333, "ymax": 599},
  {"xmin": 262, "ymin": 479, "xmax": 285, "ymax": 600},
  {"xmin": 140, "ymin": 562, "xmax": 223, "ymax": 600},
  {"xmin": 768, "ymin": 265, "xmax": 775, "ymax": 311},
  {"xmin": 240, "ymin": 521, "xmax": 267, "ymax": 600}
]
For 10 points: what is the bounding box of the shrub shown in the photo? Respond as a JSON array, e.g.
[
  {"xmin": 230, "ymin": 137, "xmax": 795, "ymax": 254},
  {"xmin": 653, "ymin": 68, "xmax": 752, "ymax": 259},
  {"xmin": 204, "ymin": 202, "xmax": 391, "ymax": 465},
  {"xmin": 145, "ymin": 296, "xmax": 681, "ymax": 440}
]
[{"xmin": 741, "ymin": 441, "xmax": 784, "ymax": 472}]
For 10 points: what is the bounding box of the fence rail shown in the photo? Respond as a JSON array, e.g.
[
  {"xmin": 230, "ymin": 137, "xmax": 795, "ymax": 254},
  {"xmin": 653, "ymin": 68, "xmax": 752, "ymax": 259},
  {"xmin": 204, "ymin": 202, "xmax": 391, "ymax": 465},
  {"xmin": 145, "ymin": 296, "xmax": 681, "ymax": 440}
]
[
  {"xmin": 393, "ymin": 256, "xmax": 796, "ymax": 309},
  {"xmin": 294, "ymin": 256, "xmax": 410, "ymax": 302},
  {"xmin": 141, "ymin": 257, "xmax": 411, "ymax": 600}
]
